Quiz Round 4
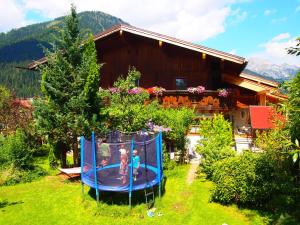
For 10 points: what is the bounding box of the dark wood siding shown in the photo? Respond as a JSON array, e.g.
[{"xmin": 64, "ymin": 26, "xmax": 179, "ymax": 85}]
[{"xmin": 96, "ymin": 31, "xmax": 243, "ymax": 90}]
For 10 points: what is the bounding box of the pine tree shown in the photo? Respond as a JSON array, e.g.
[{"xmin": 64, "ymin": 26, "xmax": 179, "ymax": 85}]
[{"xmin": 34, "ymin": 5, "xmax": 102, "ymax": 167}]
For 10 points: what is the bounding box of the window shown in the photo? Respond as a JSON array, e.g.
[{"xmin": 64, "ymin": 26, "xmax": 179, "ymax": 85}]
[
  {"xmin": 135, "ymin": 78, "xmax": 140, "ymax": 87},
  {"xmin": 175, "ymin": 78, "xmax": 187, "ymax": 90}
]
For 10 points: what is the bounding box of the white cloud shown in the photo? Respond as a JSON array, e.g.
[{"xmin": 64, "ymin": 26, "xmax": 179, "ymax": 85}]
[
  {"xmin": 0, "ymin": 0, "xmax": 26, "ymax": 32},
  {"xmin": 250, "ymin": 33, "xmax": 300, "ymax": 66},
  {"xmin": 264, "ymin": 9, "xmax": 276, "ymax": 16},
  {"xmin": 229, "ymin": 8, "xmax": 248, "ymax": 25},
  {"xmin": 271, "ymin": 33, "xmax": 290, "ymax": 42},
  {"xmin": 0, "ymin": 0, "xmax": 251, "ymax": 42},
  {"xmin": 229, "ymin": 49, "xmax": 237, "ymax": 54},
  {"xmin": 271, "ymin": 17, "xmax": 287, "ymax": 24}
]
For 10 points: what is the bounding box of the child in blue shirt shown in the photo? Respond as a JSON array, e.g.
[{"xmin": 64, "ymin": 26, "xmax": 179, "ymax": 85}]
[{"xmin": 133, "ymin": 149, "xmax": 140, "ymax": 181}]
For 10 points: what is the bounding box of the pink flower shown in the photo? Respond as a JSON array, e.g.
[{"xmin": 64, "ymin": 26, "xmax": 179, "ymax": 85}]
[
  {"xmin": 108, "ymin": 87, "xmax": 120, "ymax": 94},
  {"xmin": 127, "ymin": 87, "xmax": 144, "ymax": 95},
  {"xmin": 218, "ymin": 89, "xmax": 229, "ymax": 97},
  {"xmin": 187, "ymin": 86, "xmax": 205, "ymax": 94},
  {"xmin": 152, "ymin": 86, "xmax": 166, "ymax": 96}
]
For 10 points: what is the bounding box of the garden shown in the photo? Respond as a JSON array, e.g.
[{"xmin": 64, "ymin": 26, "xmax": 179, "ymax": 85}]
[{"xmin": 1, "ymin": 5, "xmax": 300, "ymax": 225}]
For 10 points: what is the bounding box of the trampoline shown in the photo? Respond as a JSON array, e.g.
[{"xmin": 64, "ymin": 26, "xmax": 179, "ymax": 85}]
[{"xmin": 80, "ymin": 130, "xmax": 163, "ymax": 205}]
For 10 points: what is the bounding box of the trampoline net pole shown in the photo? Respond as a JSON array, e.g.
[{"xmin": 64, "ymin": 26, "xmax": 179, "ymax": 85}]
[
  {"xmin": 92, "ymin": 131, "xmax": 99, "ymax": 204},
  {"xmin": 80, "ymin": 136, "xmax": 85, "ymax": 199},
  {"xmin": 129, "ymin": 139, "xmax": 134, "ymax": 208},
  {"xmin": 156, "ymin": 133, "xmax": 161, "ymax": 198}
]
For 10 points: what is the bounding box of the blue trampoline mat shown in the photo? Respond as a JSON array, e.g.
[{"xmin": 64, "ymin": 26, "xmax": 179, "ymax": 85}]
[{"xmin": 82, "ymin": 163, "xmax": 162, "ymax": 192}]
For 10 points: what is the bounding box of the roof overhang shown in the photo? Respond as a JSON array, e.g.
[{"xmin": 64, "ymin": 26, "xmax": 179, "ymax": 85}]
[
  {"xmin": 28, "ymin": 24, "xmax": 247, "ymax": 70},
  {"xmin": 222, "ymin": 73, "xmax": 274, "ymax": 92}
]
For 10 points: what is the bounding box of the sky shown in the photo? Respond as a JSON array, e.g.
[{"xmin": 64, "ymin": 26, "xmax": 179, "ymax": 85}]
[{"xmin": 0, "ymin": 0, "xmax": 300, "ymax": 66}]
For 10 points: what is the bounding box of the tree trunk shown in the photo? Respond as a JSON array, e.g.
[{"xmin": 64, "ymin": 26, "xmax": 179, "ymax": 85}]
[
  {"xmin": 72, "ymin": 138, "xmax": 80, "ymax": 166},
  {"xmin": 56, "ymin": 141, "xmax": 68, "ymax": 168}
]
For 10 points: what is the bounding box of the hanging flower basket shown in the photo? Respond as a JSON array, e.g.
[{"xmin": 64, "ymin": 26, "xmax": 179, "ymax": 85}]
[
  {"xmin": 218, "ymin": 88, "xmax": 229, "ymax": 97},
  {"xmin": 127, "ymin": 87, "xmax": 145, "ymax": 95},
  {"xmin": 187, "ymin": 86, "xmax": 206, "ymax": 94},
  {"xmin": 147, "ymin": 86, "xmax": 166, "ymax": 96}
]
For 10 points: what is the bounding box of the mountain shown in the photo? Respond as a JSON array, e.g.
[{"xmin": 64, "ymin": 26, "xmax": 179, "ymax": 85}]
[
  {"xmin": 0, "ymin": 11, "xmax": 127, "ymax": 97},
  {"xmin": 245, "ymin": 58, "xmax": 300, "ymax": 83}
]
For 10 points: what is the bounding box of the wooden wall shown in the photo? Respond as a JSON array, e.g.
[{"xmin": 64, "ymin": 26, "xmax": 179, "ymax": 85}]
[{"xmin": 96, "ymin": 31, "xmax": 244, "ymax": 90}]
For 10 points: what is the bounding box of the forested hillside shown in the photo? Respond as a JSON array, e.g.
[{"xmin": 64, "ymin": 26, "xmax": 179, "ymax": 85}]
[{"xmin": 0, "ymin": 11, "xmax": 127, "ymax": 97}]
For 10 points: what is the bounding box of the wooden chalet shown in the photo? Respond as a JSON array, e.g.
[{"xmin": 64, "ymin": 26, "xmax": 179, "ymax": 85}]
[{"xmin": 28, "ymin": 24, "xmax": 286, "ymax": 133}]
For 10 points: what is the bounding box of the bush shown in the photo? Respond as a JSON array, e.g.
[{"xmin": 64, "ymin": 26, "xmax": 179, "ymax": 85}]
[
  {"xmin": 0, "ymin": 166, "xmax": 47, "ymax": 186},
  {"xmin": 196, "ymin": 114, "xmax": 235, "ymax": 177},
  {"xmin": 211, "ymin": 128, "xmax": 297, "ymax": 208},
  {"xmin": 0, "ymin": 129, "xmax": 33, "ymax": 169},
  {"xmin": 211, "ymin": 151, "xmax": 271, "ymax": 205}
]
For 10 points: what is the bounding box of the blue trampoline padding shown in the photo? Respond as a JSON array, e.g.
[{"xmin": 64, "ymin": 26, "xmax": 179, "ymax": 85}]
[{"xmin": 82, "ymin": 163, "xmax": 163, "ymax": 192}]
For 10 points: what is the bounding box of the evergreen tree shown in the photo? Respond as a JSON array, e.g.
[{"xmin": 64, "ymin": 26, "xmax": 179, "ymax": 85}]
[{"xmin": 34, "ymin": 5, "xmax": 102, "ymax": 167}]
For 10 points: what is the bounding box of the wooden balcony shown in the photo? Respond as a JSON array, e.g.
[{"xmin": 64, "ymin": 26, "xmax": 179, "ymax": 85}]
[{"xmin": 150, "ymin": 90, "xmax": 237, "ymax": 112}]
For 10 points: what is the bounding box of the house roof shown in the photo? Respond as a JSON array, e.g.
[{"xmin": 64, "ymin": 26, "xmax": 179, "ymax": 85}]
[
  {"xmin": 249, "ymin": 106, "xmax": 285, "ymax": 129},
  {"xmin": 28, "ymin": 24, "xmax": 247, "ymax": 69}
]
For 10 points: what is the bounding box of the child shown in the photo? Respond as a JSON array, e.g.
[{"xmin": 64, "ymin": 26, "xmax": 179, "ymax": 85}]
[
  {"xmin": 133, "ymin": 149, "xmax": 140, "ymax": 181},
  {"xmin": 97, "ymin": 138, "xmax": 111, "ymax": 167},
  {"xmin": 119, "ymin": 145, "xmax": 128, "ymax": 184}
]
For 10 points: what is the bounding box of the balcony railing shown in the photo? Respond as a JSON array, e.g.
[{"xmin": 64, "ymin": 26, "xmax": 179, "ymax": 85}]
[{"xmin": 150, "ymin": 90, "xmax": 237, "ymax": 111}]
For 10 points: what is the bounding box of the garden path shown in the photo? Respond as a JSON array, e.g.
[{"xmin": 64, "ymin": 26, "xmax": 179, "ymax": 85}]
[{"xmin": 186, "ymin": 154, "xmax": 200, "ymax": 184}]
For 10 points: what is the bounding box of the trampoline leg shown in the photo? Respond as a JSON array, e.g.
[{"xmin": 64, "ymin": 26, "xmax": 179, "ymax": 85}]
[
  {"xmin": 81, "ymin": 183, "xmax": 84, "ymax": 200},
  {"xmin": 96, "ymin": 191, "xmax": 99, "ymax": 205},
  {"xmin": 129, "ymin": 194, "xmax": 132, "ymax": 208},
  {"xmin": 159, "ymin": 183, "xmax": 162, "ymax": 198}
]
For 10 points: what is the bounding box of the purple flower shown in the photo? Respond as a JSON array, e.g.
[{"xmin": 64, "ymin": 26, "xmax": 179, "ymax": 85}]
[
  {"xmin": 127, "ymin": 87, "xmax": 144, "ymax": 95},
  {"xmin": 218, "ymin": 89, "xmax": 229, "ymax": 97},
  {"xmin": 146, "ymin": 120, "xmax": 171, "ymax": 133},
  {"xmin": 187, "ymin": 86, "xmax": 205, "ymax": 94},
  {"xmin": 153, "ymin": 87, "xmax": 166, "ymax": 96}
]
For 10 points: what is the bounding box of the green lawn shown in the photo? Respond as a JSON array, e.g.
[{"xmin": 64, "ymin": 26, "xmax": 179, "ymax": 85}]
[{"xmin": 0, "ymin": 166, "xmax": 268, "ymax": 225}]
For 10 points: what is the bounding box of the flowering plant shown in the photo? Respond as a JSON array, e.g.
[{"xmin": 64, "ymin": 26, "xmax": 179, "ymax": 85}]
[
  {"xmin": 108, "ymin": 87, "xmax": 120, "ymax": 94},
  {"xmin": 147, "ymin": 86, "xmax": 166, "ymax": 96},
  {"xmin": 187, "ymin": 86, "xmax": 205, "ymax": 94},
  {"xmin": 218, "ymin": 88, "xmax": 229, "ymax": 97},
  {"xmin": 127, "ymin": 87, "xmax": 144, "ymax": 95},
  {"xmin": 146, "ymin": 121, "xmax": 171, "ymax": 133}
]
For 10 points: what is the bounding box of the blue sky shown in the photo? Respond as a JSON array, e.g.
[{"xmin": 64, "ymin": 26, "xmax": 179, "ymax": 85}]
[
  {"xmin": 0, "ymin": 0, "xmax": 299, "ymax": 65},
  {"xmin": 202, "ymin": 0, "xmax": 300, "ymax": 57}
]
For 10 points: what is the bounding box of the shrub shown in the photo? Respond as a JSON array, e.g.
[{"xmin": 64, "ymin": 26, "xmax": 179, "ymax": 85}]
[
  {"xmin": 196, "ymin": 114, "xmax": 235, "ymax": 177},
  {"xmin": 0, "ymin": 166, "xmax": 47, "ymax": 186},
  {"xmin": 152, "ymin": 107, "xmax": 195, "ymax": 157},
  {"xmin": 211, "ymin": 128, "xmax": 297, "ymax": 208},
  {"xmin": 211, "ymin": 151, "xmax": 271, "ymax": 205},
  {"xmin": 0, "ymin": 129, "xmax": 33, "ymax": 169}
]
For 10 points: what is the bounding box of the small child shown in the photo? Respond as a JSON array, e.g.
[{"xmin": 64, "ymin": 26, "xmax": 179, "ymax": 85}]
[
  {"xmin": 133, "ymin": 149, "xmax": 140, "ymax": 181},
  {"xmin": 119, "ymin": 145, "xmax": 128, "ymax": 184}
]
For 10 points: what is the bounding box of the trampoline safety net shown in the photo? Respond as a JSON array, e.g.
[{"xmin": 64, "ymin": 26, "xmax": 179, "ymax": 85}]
[{"xmin": 81, "ymin": 131, "xmax": 163, "ymax": 192}]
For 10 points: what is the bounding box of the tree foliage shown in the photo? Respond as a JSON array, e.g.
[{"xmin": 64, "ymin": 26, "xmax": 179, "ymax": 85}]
[
  {"xmin": 287, "ymin": 37, "xmax": 300, "ymax": 56},
  {"xmin": 196, "ymin": 114, "xmax": 235, "ymax": 177},
  {"xmin": 103, "ymin": 67, "xmax": 195, "ymax": 157},
  {"xmin": 0, "ymin": 86, "xmax": 32, "ymax": 135},
  {"xmin": 34, "ymin": 5, "xmax": 103, "ymax": 166}
]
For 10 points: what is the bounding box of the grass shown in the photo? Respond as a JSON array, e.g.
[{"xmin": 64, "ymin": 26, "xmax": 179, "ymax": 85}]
[{"xmin": 0, "ymin": 165, "xmax": 269, "ymax": 225}]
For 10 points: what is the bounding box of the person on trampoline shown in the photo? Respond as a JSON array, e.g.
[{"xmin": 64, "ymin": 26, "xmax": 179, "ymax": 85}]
[
  {"xmin": 98, "ymin": 138, "xmax": 111, "ymax": 167},
  {"xmin": 133, "ymin": 149, "xmax": 140, "ymax": 181},
  {"xmin": 119, "ymin": 145, "xmax": 128, "ymax": 184}
]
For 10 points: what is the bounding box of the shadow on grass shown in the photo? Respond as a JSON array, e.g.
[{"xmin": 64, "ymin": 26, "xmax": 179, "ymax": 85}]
[
  {"xmin": 239, "ymin": 204, "xmax": 300, "ymax": 225},
  {"xmin": 0, "ymin": 199, "xmax": 24, "ymax": 211},
  {"xmin": 86, "ymin": 176, "xmax": 167, "ymax": 207}
]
